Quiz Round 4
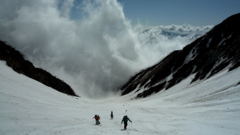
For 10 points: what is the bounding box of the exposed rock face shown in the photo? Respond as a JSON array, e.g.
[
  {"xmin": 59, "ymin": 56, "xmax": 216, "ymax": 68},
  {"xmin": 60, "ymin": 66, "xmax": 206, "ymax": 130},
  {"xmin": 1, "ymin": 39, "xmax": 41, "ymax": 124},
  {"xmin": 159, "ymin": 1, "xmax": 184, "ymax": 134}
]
[
  {"xmin": 121, "ymin": 13, "xmax": 240, "ymax": 98},
  {"xmin": 0, "ymin": 41, "xmax": 78, "ymax": 97}
]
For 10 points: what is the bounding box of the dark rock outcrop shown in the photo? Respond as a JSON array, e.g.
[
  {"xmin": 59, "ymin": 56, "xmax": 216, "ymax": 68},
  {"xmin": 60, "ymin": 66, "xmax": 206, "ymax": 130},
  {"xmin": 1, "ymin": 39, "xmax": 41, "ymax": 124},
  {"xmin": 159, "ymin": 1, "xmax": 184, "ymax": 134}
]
[
  {"xmin": 121, "ymin": 13, "xmax": 240, "ymax": 98},
  {"xmin": 0, "ymin": 41, "xmax": 78, "ymax": 97}
]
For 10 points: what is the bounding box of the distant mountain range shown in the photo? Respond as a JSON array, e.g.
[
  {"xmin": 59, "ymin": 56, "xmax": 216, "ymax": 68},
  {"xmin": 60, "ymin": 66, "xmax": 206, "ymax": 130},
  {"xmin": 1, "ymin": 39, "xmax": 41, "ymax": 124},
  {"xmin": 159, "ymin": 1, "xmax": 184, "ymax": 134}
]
[
  {"xmin": 136, "ymin": 24, "xmax": 212, "ymax": 45},
  {"xmin": 121, "ymin": 13, "xmax": 240, "ymax": 98}
]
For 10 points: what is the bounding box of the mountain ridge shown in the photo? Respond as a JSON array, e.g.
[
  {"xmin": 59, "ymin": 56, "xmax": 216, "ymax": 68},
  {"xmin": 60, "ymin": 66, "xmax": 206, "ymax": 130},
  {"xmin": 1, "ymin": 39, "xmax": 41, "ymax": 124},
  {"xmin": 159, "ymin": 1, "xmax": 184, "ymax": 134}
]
[
  {"xmin": 0, "ymin": 41, "xmax": 78, "ymax": 97},
  {"xmin": 121, "ymin": 13, "xmax": 240, "ymax": 98}
]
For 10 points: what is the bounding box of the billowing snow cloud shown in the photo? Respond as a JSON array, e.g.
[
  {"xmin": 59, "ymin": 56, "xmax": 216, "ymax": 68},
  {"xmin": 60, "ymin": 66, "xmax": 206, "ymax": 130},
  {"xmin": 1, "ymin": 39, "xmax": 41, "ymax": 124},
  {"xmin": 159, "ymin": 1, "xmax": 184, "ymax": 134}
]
[{"xmin": 0, "ymin": 0, "xmax": 211, "ymax": 98}]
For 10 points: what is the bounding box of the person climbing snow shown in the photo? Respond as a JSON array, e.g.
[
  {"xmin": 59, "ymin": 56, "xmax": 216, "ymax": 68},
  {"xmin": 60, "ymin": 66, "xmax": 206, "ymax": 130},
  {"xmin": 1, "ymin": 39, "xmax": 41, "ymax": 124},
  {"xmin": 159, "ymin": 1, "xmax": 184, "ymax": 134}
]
[
  {"xmin": 110, "ymin": 111, "xmax": 114, "ymax": 119},
  {"xmin": 121, "ymin": 115, "xmax": 132, "ymax": 130},
  {"xmin": 93, "ymin": 114, "xmax": 101, "ymax": 125}
]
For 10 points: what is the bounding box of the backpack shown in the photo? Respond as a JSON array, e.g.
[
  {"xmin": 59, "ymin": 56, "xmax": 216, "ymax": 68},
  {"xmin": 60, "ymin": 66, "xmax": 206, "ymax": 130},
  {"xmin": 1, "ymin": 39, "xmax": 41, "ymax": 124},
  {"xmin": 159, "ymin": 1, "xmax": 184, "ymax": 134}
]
[
  {"xmin": 123, "ymin": 116, "xmax": 128, "ymax": 122},
  {"xmin": 95, "ymin": 115, "xmax": 100, "ymax": 121}
]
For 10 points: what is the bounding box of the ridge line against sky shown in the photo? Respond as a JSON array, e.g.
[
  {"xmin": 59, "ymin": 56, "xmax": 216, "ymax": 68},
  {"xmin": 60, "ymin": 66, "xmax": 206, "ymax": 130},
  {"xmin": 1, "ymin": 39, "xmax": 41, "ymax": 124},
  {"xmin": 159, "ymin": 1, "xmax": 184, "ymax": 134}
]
[{"xmin": 70, "ymin": 0, "xmax": 240, "ymax": 26}]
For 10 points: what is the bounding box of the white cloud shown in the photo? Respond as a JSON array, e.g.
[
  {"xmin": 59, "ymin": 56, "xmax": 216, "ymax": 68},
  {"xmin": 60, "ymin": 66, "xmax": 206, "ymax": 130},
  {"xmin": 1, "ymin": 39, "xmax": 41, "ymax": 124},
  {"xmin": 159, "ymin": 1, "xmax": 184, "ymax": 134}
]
[{"xmin": 0, "ymin": 0, "xmax": 211, "ymax": 98}]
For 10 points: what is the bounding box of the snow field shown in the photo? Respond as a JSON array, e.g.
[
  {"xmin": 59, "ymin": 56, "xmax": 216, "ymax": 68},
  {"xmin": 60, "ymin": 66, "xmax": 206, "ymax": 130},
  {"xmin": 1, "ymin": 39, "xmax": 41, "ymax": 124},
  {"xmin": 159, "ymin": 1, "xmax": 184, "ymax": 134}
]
[{"xmin": 0, "ymin": 62, "xmax": 240, "ymax": 135}]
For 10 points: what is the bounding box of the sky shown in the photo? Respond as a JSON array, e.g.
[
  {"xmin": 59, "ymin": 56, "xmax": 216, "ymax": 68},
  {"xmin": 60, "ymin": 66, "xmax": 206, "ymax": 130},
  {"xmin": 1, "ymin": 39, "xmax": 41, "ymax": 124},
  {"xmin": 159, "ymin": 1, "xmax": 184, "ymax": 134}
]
[
  {"xmin": 117, "ymin": 0, "xmax": 240, "ymax": 25},
  {"xmin": 69, "ymin": 0, "xmax": 240, "ymax": 25}
]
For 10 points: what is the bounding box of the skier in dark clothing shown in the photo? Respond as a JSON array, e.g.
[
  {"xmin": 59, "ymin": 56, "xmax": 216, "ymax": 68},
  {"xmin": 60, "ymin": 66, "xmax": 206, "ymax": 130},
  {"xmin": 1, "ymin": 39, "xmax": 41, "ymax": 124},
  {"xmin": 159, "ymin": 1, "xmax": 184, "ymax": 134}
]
[
  {"xmin": 93, "ymin": 114, "xmax": 101, "ymax": 125},
  {"xmin": 110, "ymin": 111, "xmax": 114, "ymax": 119},
  {"xmin": 121, "ymin": 115, "xmax": 132, "ymax": 130}
]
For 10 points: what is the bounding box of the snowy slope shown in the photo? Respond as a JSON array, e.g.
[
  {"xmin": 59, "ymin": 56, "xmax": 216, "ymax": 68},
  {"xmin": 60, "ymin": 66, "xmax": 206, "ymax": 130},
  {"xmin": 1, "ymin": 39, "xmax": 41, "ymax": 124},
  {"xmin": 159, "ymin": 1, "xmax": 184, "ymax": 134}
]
[{"xmin": 1, "ymin": 61, "xmax": 240, "ymax": 135}]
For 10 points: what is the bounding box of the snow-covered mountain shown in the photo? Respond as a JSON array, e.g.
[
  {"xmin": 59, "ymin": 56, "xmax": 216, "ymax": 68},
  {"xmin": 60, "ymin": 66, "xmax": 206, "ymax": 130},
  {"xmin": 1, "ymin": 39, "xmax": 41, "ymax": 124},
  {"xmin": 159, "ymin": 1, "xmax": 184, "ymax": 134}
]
[
  {"xmin": 1, "ymin": 52, "xmax": 240, "ymax": 135},
  {"xmin": 121, "ymin": 13, "xmax": 240, "ymax": 98},
  {"xmin": 0, "ymin": 41, "xmax": 78, "ymax": 97},
  {"xmin": 133, "ymin": 24, "xmax": 212, "ymax": 68},
  {"xmin": 136, "ymin": 24, "xmax": 212, "ymax": 45}
]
